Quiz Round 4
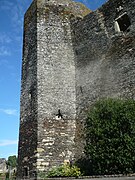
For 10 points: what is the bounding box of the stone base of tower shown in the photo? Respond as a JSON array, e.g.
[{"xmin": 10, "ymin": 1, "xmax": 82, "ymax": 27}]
[
  {"xmin": 36, "ymin": 119, "xmax": 76, "ymax": 173},
  {"xmin": 17, "ymin": 119, "xmax": 77, "ymax": 180}
]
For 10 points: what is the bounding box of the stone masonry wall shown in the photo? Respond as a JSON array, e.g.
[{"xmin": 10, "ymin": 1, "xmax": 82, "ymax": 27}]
[
  {"xmin": 99, "ymin": 0, "xmax": 135, "ymax": 100},
  {"xmin": 71, "ymin": 0, "xmax": 135, "ymax": 116},
  {"xmin": 0, "ymin": 158, "xmax": 7, "ymax": 173},
  {"xmin": 17, "ymin": 0, "xmax": 91, "ymax": 178},
  {"xmin": 18, "ymin": 0, "xmax": 135, "ymax": 178},
  {"xmin": 36, "ymin": 0, "xmax": 77, "ymax": 171},
  {"xmin": 17, "ymin": 0, "xmax": 38, "ymax": 179},
  {"xmin": 71, "ymin": 0, "xmax": 135, "ymax": 158}
]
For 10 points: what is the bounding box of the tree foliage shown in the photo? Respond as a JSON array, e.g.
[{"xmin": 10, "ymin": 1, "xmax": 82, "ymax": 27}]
[
  {"xmin": 7, "ymin": 155, "xmax": 17, "ymax": 168},
  {"xmin": 83, "ymin": 98, "xmax": 135, "ymax": 175},
  {"xmin": 38, "ymin": 164, "xmax": 82, "ymax": 178}
]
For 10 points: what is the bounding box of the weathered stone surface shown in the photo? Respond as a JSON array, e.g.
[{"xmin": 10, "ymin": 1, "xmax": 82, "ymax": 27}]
[
  {"xmin": 37, "ymin": 148, "xmax": 45, "ymax": 153},
  {"xmin": 0, "ymin": 158, "xmax": 7, "ymax": 173},
  {"xmin": 17, "ymin": 0, "xmax": 135, "ymax": 179}
]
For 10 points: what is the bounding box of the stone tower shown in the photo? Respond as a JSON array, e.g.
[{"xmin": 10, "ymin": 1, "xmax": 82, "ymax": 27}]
[
  {"xmin": 17, "ymin": 0, "xmax": 90, "ymax": 179},
  {"xmin": 18, "ymin": 0, "xmax": 135, "ymax": 178}
]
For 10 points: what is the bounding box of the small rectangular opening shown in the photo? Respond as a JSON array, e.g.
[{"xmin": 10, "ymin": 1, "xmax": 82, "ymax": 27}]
[
  {"xmin": 115, "ymin": 13, "xmax": 131, "ymax": 32},
  {"xmin": 23, "ymin": 167, "xmax": 29, "ymax": 177}
]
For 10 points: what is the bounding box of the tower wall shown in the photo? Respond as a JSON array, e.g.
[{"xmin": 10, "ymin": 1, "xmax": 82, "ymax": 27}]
[
  {"xmin": 17, "ymin": 0, "xmax": 38, "ymax": 178},
  {"xmin": 71, "ymin": 0, "xmax": 135, "ymax": 157},
  {"xmin": 71, "ymin": 0, "xmax": 135, "ymax": 117},
  {"xmin": 36, "ymin": 1, "xmax": 77, "ymax": 171},
  {"xmin": 18, "ymin": 0, "xmax": 85, "ymax": 178},
  {"xmin": 17, "ymin": 0, "xmax": 135, "ymax": 178}
]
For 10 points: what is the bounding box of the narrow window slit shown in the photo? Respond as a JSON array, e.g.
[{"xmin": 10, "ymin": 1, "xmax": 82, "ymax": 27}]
[{"xmin": 23, "ymin": 167, "xmax": 29, "ymax": 177}]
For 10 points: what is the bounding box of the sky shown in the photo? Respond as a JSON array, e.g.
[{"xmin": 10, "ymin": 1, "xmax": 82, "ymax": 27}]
[{"xmin": 0, "ymin": 0, "xmax": 107, "ymax": 160}]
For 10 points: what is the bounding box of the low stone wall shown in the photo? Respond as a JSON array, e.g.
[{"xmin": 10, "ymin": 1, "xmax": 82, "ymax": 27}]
[
  {"xmin": 19, "ymin": 174, "xmax": 135, "ymax": 180},
  {"xmin": 43, "ymin": 177, "xmax": 135, "ymax": 180}
]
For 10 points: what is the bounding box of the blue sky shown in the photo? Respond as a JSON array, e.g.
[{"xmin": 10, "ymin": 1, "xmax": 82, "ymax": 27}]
[{"xmin": 0, "ymin": 0, "xmax": 107, "ymax": 159}]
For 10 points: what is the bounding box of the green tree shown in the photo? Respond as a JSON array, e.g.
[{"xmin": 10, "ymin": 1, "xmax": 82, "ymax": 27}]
[
  {"xmin": 83, "ymin": 98, "xmax": 135, "ymax": 175},
  {"xmin": 7, "ymin": 155, "xmax": 17, "ymax": 168}
]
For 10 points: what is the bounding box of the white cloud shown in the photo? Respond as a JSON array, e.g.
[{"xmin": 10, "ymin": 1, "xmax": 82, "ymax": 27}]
[
  {"xmin": 0, "ymin": 1, "xmax": 13, "ymax": 11},
  {"xmin": 0, "ymin": 1, "xmax": 23, "ymax": 33},
  {"xmin": 0, "ymin": 46, "xmax": 11, "ymax": 56},
  {"xmin": 0, "ymin": 140, "xmax": 18, "ymax": 147},
  {"xmin": 0, "ymin": 33, "xmax": 12, "ymax": 44},
  {"xmin": 0, "ymin": 109, "xmax": 18, "ymax": 116},
  {"xmin": 11, "ymin": 6, "xmax": 22, "ymax": 29}
]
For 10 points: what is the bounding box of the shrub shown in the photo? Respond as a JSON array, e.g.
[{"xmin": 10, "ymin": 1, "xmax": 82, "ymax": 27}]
[
  {"xmin": 39, "ymin": 164, "xmax": 82, "ymax": 178},
  {"xmin": 0, "ymin": 173, "xmax": 5, "ymax": 177},
  {"xmin": 83, "ymin": 98, "xmax": 135, "ymax": 175}
]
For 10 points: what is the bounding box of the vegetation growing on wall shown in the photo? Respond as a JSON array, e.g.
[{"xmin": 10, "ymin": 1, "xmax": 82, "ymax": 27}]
[
  {"xmin": 79, "ymin": 98, "xmax": 135, "ymax": 175},
  {"xmin": 38, "ymin": 164, "xmax": 82, "ymax": 179}
]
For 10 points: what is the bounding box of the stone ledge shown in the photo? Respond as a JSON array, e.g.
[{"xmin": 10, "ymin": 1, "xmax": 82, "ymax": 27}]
[
  {"xmin": 17, "ymin": 174, "xmax": 135, "ymax": 180},
  {"xmin": 19, "ymin": 175, "xmax": 135, "ymax": 180}
]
